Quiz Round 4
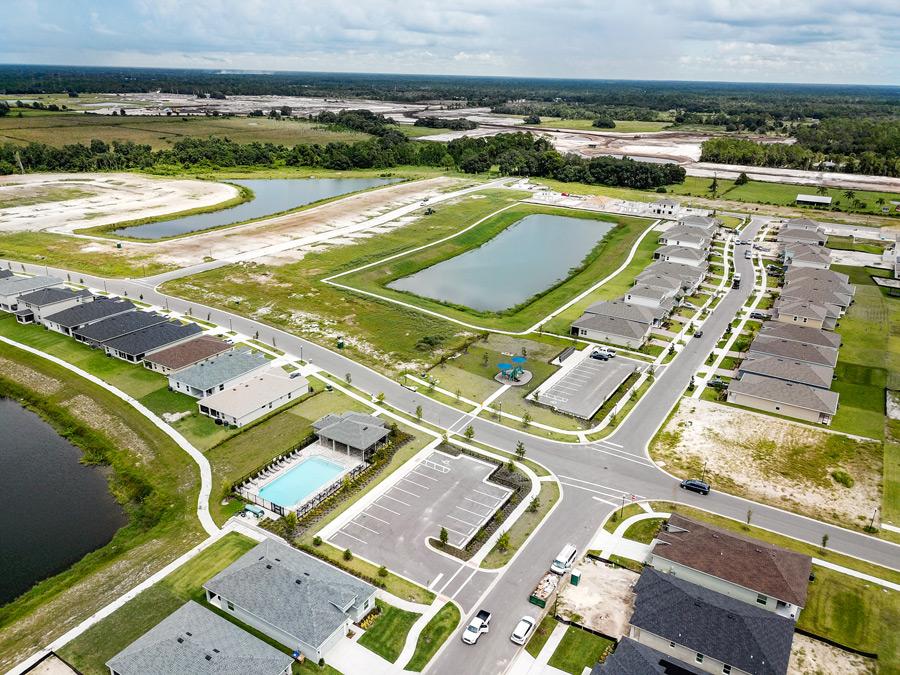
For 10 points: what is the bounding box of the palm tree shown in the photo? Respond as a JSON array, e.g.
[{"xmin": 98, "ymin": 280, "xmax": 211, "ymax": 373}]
[
  {"xmin": 815, "ymin": 185, "xmax": 828, "ymax": 196},
  {"xmin": 843, "ymin": 189, "xmax": 856, "ymax": 202}
]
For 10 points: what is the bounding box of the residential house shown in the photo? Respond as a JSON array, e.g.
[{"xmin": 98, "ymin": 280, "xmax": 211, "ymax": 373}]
[
  {"xmin": 168, "ymin": 348, "xmax": 269, "ymax": 398},
  {"xmin": 638, "ymin": 261, "xmax": 707, "ymax": 294},
  {"xmin": 103, "ymin": 320, "xmax": 204, "ymax": 363},
  {"xmin": 624, "ymin": 283, "xmax": 681, "ymax": 309},
  {"xmin": 313, "ymin": 412, "xmax": 390, "ymax": 459},
  {"xmin": 570, "ymin": 313, "xmax": 650, "ymax": 349},
  {"xmin": 777, "ymin": 220, "xmax": 827, "ymax": 246},
  {"xmin": 143, "ymin": 335, "xmax": 233, "ymax": 375},
  {"xmin": 0, "ymin": 275, "xmax": 61, "ymax": 312},
  {"xmin": 678, "ymin": 215, "xmax": 720, "ymax": 235},
  {"xmin": 73, "ymin": 310, "xmax": 168, "ymax": 347},
  {"xmin": 771, "ymin": 298, "xmax": 833, "ymax": 331},
  {"xmin": 781, "ymin": 281, "xmax": 852, "ymax": 313},
  {"xmin": 747, "ymin": 335, "xmax": 838, "ymax": 368},
  {"xmin": 649, "ymin": 514, "xmax": 812, "ymax": 620},
  {"xmin": 105, "ymin": 601, "xmax": 292, "ymax": 675},
  {"xmin": 737, "ymin": 356, "xmax": 834, "ymax": 390},
  {"xmin": 782, "ymin": 243, "xmax": 831, "ymax": 270},
  {"xmin": 203, "ymin": 539, "xmax": 376, "ymax": 663},
  {"xmin": 784, "ymin": 266, "xmax": 851, "ymax": 292},
  {"xmin": 13, "ymin": 286, "xmax": 92, "ymax": 324},
  {"xmin": 756, "ymin": 322, "xmax": 841, "ymax": 350},
  {"xmin": 43, "ymin": 297, "xmax": 136, "ymax": 336},
  {"xmin": 726, "ymin": 373, "xmax": 839, "ymax": 424},
  {"xmin": 198, "ymin": 370, "xmax": 309, "ymax": 427},
  {"xmin": 658, "ymin": 225, "xmax": 711, "ymax": 250},
  {"xmin": 650, "ymin": 198, "xmax": 679, "ymax": 217},
  {"xmin": 629, "ymin": 568, "xmax": 795, "ymax": 675},
  {"xmin": 594, "ymin": 637, "xmax": 706, "ymax": 675},
  {"xmin": 654, "ymin": 245, "xmax": 708, "ymax": 267}
]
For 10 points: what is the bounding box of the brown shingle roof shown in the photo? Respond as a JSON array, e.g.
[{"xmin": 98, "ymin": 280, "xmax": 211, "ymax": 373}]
[
  {"xmin": 653, "ymin": 514, "xmax": 812, "ymax": 606},
  {"xmin": 144, "ymin": 335, "xmax": 232, "ymax": 371}
]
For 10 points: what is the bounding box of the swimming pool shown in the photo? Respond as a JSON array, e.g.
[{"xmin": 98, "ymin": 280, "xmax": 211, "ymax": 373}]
[{"xmin": 258, "ymin": 457, "xmax": 346, "ymax": 509}]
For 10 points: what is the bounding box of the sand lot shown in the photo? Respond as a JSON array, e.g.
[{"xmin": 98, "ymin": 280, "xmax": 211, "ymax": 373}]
[
  {"xmin": 789, "ymin": 634, "xmax": 876, "ymax": 674},
  {"xmin": 556, "ymin": 558, "xmax": 638, "ymax": 638},
  {"xmin": 0, "ymin": 173, "xmax": 237, "ymax": 234},
  {"xmin": 652, "ymin": 399, "xmax": 881, "ymax": 526}
]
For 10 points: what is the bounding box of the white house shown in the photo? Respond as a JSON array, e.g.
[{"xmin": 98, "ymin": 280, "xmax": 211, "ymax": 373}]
[{"xmin": 198, "ymin": 370, "xmax": 309, "ymax": 427}]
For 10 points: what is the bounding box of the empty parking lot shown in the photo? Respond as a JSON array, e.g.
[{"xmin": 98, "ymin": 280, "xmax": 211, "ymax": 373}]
[
  {"xmin": 328, "ymin": 451, "xmax": 511, "ymax": 586},
  {"xmin": 540, "ymin": 356, "xmax": 639, "ymax": 419}
]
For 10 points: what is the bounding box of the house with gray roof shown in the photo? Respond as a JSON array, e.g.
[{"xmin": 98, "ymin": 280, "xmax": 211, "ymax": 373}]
[
  {"xmin": 0, "ymin": 275, "xmax": 61, "ymax": 312},
  {"xmin": 73, "ymin": 310, "xmax": 169, "ymax": 347},
  {"xmin": 638, "ymin": 261, "xmax": 706, "ymax": 293},
  {"xmin": 198, "ymin": 370, "xmax": 309, "ymax": 427},
  {"xmin": 727, "ymin": 373, "xmax": 839, "ymax": 424},
  {"xmin": 14, "ymin": 286, "xmax": 92, "ymax": 324},
  {"xmin": 781, "ymin": 281, "xmax": 852, "ymax": 312},
  {"xmin": 43, "ymin": 297, "xmax": 136, "ymax": 336},
  {"xmin": 747, "ymin": 335, "xmax": 838, "ymax": 368},
  {"xmin": 658, "ymin": 225, "xmax": 712, "ymax": 250},
  {"xmin": 582, "ymin": 298, "xmax": 669, "ymax": 327},
  {"xmin": 103, "ymin": 320, "xmax": 204, "ymax": 363},
  {"xmin": 738, "ymin": 356, "xmax": 834, "ymax": 390},
  {"xmin": 625, "ymin": 283, "xmax": 681, "ymax": 309},
  {"xmin": 777, "ymin": 225, "xmax": 827, "ymax": 246},
  {"xmin": 203, "ymin": 539, "xmax": 376, "ymax": 663},
  {"xmin": 571, "ymin": 313, "xmax": 650, "ymax": 349},
  {"xmin": 678, "ymin": 215, "xmax": 720, "ymax": 234},
  {"xmin": 782, "ymin": 243, "xmax": 831, "ymax": 270},
  {"xmin": 784, "ymin": 267, "xmax": 851, "ymax": 293},
  {"xmin": 593, "ymin": 637, "xmax": 705, "ymax": 675},
  {"xmin": 313, "ymin": 412, "xmax": 390, "ymax": 459},
  {"xmin": 771, "ymin": 298, "xmax": 833, "ymax": 330},
  {"xmin": 654, "ymin": 245, "xmax": 708, "ymax": 267},
  {"xmin": 168, "ymin": 348, "xmax": 269, "ymax": 398},
  {"xmin": 757, "ymin": 322, "xmax": 841, "ymax": 349},
  {"xmin": 629, "ymin": 568, "xmax": 795, "ymax": 675},
  {"xmin": 106, "ymin": 601, "xmax": 292, "ymax": 675}
]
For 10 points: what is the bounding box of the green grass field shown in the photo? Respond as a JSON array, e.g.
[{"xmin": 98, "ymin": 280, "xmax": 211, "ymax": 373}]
[
  {"xmin": 404, "ymin": 602, "xmax": 460, "ymax": 671},
  {"xmin": 622, "ymin": 517, "xmax": 664, "ymax": 544},
  {"xmin": 535, "ymin": 118, "xmax": 672, "ymax": 133},
  {"xmin": 358, "ymin": 600, "xmax": 421, "ymax": 663},
  {"xmin": 0, "ymin": 114, "xmax": 369, "ymax": 149},
  {"xmin": 547, "ymin": 625, "xmax": 614, "ymax": 674}
]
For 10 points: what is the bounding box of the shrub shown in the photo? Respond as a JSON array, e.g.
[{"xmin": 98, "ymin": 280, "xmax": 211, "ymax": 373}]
[
  {"xmin": 313, "ymin": 535, "xmax": 322, "ymax": 546},
  {"xmin": 378, "ymin": 565, "xmax": 388, "ymax": 577},
  {"xmin": 831, "ymin": 470, "xmax": 854, "ymax": 488},
  {"xmin": 343, "ymin": 548, "xmax": 353, "ymax": 561}
]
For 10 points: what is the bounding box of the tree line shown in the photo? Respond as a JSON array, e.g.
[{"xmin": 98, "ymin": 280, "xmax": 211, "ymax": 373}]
[{"xmin": 413, "ymin": 117, "xmax": 477, "ymax": 130}]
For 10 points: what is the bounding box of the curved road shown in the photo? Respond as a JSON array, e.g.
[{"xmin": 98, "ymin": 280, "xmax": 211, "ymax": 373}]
[{"xmin": 4, "ymin": 214, "xmax": 898, "ymax": 674}]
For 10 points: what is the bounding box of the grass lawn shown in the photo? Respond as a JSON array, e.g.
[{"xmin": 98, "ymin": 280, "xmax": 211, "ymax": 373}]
[
  {"xmin": 547, "ymin": 625, "xmax": 614, "ymax": 674},
  {"xmin": 358, "ymin": 599, "xmax": 421, "ymax": 663},
  {"xmin": 602, "ymin": 503, "xmax": 644, "ymax": 533},
  {"xmin": 622, "ymin": 518, "xmax": 665, "ymax": 544},
  {"xmin": 338, "ymin": 200, "xmax": 655, "ymax": 333},
  {"xmin": 535, "ymin": 118, "xmax": 672, "ymax": 133},
  {"xmin": 58, "ymin": 533, "xmax": 257, "ymax": 673},
  {"xmin": 0, "ymin": 340, "xmax": 205, "ymax": 672},
  {"xmin": 404, "ymin": 602, "xmax": 461, "ymax": 671},
  {"xmin": 482, "ymin": 481, "xmax": 560, "ymax": 568},
  {"xmin": 525, "ymin": 614, "xmax": 558, "ymax": 658},
  {"xmin": 797, "ymin": 565, "xmax": 898, "ymax": 664},
  {"xmin": 827, "ymin": 236, "xmax": 889, "ymax": 255},
  {"xmin": 0, "ymin": 185, "xmax": 92, "ymax": 209}
]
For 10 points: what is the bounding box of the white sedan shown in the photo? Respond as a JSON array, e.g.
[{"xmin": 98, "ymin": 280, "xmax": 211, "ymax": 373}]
[{"xmin": 510, "ymin": 615, "xmax": 537, "ymax": 645}]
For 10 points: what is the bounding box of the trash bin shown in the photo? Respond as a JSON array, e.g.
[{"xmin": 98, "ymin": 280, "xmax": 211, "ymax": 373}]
[{"xmin": 571, "ymin": 568, "xmax": 581, "ymax": 586}]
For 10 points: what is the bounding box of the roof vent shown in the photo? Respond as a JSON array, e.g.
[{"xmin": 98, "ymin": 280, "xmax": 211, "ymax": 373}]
[
  {"xmin": 304, "ymin": 572, "xmax": 310, "ymax": 576},
  {"xmin": 295, "ymin": 579, "xmax": 303, "ymax": 585},
  {"xmin": 185, "ymin": 632, "xmax": 192, "ymax": 636},
  {"xmin": 265, "ymin": 564, "xmax": 272, "ymax": 570},
  {"xmin": 212, "ymin": 648, "xmax": 220, "ymax": 653},
  {"xmin": 205, "ymin": 655, "xmax": 212, "ymax": 661},
  {"xmin": 177, "ymin": 638, "xmax": 184, "ymax": 644}
]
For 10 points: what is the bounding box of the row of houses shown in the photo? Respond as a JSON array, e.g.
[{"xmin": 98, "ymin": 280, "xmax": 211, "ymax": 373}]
[
  {"xmin": 597, "ymin": 514, "xmax": 813, "ymax": 675},
  {"xmin": 726, "ymin": 219, "xmax": 853, "ymax": 425},
  {"xmin": 0, "ymin": 271, "xmax": 309, "ymax": 428},
  {"xmin": 107, "ymin": 539, "xmax": 377, "ymax": 675},
  {"xmin": 571, "ymin": 216, "xmax": 718, "ymax": 348}
]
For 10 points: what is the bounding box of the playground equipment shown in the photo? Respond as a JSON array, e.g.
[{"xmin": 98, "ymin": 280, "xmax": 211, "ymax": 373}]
[{"xmin": 497, "ymin": 355, "xmax": 528, "ymax": 382}]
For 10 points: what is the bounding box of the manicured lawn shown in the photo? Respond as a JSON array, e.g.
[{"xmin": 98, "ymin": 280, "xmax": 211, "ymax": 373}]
[
  {"xmin": 602, "ymin": 503, "xmax": 644, "ymax": 533},
  {"xmin": 58, "ymin": 533, "xmax": 257, "ymax": 674},
  {"xmin": 827, "ymin": 236, "xmax": 889, "ymax": 255},
  {"xmin": 404, "ymin": 602, "xmax": 460, "ymax": 671},
  {"xmin": 358, "ymin": 599, "xmax": 421, "ymax": 663},
  {"xmin": 547, "ymin": 625, "xmax": 614, "ymax": 674},
  {"xmin": 525, "ymin": 614, "xmax": 559, "ymax": 658},
  {"xmin": 797, "ymin": 566, "xmax": 898, "ymax": 665},
  {"xmin": 482, "ymin": 481, "xmax": 561, "ymax": 568},
  {"xmin": 622, "ymin": 518, "xmax": 664, "ymax": 544}
]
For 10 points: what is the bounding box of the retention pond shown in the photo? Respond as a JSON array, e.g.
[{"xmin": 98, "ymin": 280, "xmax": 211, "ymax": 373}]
[
  {"xmin": 387, "ymin": 213, "xmax": 615, "ymax": 312},
  {"xmin": 110, "ymin": 177, "xmax": 399, "ymax": 239},
  {"xmin": 0, "ymin": 397, "xmax": 127, "ymax": 605}
]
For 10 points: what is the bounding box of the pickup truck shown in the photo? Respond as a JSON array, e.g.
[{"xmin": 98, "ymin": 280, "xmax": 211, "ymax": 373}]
[{"xmin": 462, "ymin": 609, "xmax": 492, "ymax": 644}]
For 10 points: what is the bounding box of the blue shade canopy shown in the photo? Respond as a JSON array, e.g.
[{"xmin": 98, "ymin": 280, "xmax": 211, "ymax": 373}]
[
  {"xmin": 512, "ymin": 356, "xmax": 527, "ymax": 364},
  {"xmin": 497, "ymin": 362, "xmax": 512, "ymax": 370}
]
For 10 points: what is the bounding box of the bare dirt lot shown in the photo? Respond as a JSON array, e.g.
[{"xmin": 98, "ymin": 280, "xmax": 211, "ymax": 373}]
[
  {"xmin": 789, "ymin": 634, "xmax": 876, "ymax": 674},
  {"xmin": 556, "ymin": 558, "xmax": 638, "ymax": 638},
  {"xmin": 651, "ymin": 399, "xmax": 882, "ymax": 527}
]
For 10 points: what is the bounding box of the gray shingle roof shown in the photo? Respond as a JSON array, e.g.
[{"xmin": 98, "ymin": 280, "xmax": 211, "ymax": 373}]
[
  {"xmin": 784, "ymin": 267, "xmax": 850, "ymax": 288},
  {"xmin": 783, "ymin": 243, "xmax": 831, "ymax": 265},
  {"xmin": 103, "ymin": 320, "xmax": 203, "ymax": 357},
  {"xmin": 757, "ymin": 322, "xmax": 841, "ymax": 349},
  {"xmin": 738, "ymin": 356, "xmax": 834, "ymax": 389},
  {"xmin": 631, "ymin": 568, "xmax": 795, "ymax": 675},
  {"xmin": 627, "ymin": 284, "xmax": 678, "ymax": 301},
  {"xmin": 171, "ymin": 348, "xmax": 268, "ymax": 390},
  {"xmin": 655, "ymin": 245, "xmax": 706, "ymax": 262},
  {"xmin": 748, "ymin": 335, "xmax": 838, "ymax": 367},
  {"xmin": 679, "ymin": 215, "xmax": 719, "ymax": 231},
  {"xmin": 772, "ymin": 298, "xmax": 829, "ymax": 322},
  {"xmin": 0, "ymin": 275, "xmax": 61, "ymax": 297},
  {"xmin": 106, "ymin": 601, "xmax": 292, "ymax": 675},
  {"xmin": 571, "ymin": 313, "xmax": 649, "ymax": 340},
  {"xmin": 43, "ymin": 297, "xmax": 136, "ymax": 328},
  {"xmin": 203, "ymin": 540, "xmax": 375, "ymax": 650},
  {"xmin": 781, "ymin": 282, "xmax": 852, "ymax": 308},
  {"xmin": 0, "ymin": 270, "xmax": 14, "ymax": 279},
  {"xmin": 74, "ymin": 310, "xmax": 168, "ymax": 343},
  {"xmin": 15, "ymin": 286, "xmax": 91, "ymax": 307},
  {"xmin": 728, "ymin": 373, "xmax": 839, "ymax": 415},
  {"xmin": 638, "ymin": 262, "xmax": 706, "ymax": 286},
  {"xmin": 313, "ymin": 412, "xmax": 389, "ymax": 450},
  {"xmin": 783, "ymin": 218, "xmax": 821, "ymax": 231},
  {"xmin": 582, "ymin": 299, "xmax": 667, "ymax": 325},
  {"xmin": 594, "ymin": 637, "xmax": 706, "ymax": 675}
]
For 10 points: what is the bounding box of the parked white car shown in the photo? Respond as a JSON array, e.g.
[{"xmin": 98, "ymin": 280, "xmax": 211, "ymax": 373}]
[{"xmin": 510, "ymin": 615, "xmax": 536, "ymax": 645}]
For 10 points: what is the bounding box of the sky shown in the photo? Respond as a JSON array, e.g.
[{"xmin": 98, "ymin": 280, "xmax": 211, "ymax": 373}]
[{"xmin": 3, "ymin": 0, "xmax": 899, "ymax": 85}]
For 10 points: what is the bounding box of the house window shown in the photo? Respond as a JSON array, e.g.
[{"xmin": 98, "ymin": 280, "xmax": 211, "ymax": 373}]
[
  {"xmin": 695, "ymin": 653, "xmax": 704, "ymax": 664},
  {"xmin": 227, "ymin": 600, "xmax": 234, "ymax": 611},
  {"xmin": 756, "ymin": 593, "xmax": 768, "ymax": 605},
  {"xmin": 723, "ymin": 665, "xmax": 732, "ymax": 674}
]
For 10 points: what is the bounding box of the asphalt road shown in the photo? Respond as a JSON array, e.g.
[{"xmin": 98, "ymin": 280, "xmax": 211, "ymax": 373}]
[{"xmin": 4, "ymin": 214, "xmax": 899, "ymax": 674}]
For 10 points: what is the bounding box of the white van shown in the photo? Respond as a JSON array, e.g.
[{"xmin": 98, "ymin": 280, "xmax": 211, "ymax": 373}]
[{"xmin": 550, "ymin": 544, "xmax": 577, "ymax": 575}]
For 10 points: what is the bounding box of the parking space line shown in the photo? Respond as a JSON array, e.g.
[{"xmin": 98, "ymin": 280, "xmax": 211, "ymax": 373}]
[
  {"xmin": 464, "ymin": 496, "xmax": 495, "ymax": 509},
  {"xmin": 360, "ymin": 512, "xmax": 390, "ymax": 525},
  {"xmin": 456, "ymin": 504, "xmax": 490, "ymax": 518},
  {"xmin": 441, "ymin": 523, "xmax": 471, "ymax": 538},
  {"xmin": 411, "ymin": 470, "xmax": 439, "ymax": 482},
  {"xmin": 382, "ymin": 494, "xmax": 410, "ymax": 507},
  {"xmin": 334, "ymin": 530, "xmax": 367, "ymax": 545},
  {"xmin": 447, "ymin": 514, "xmax": 478, "ymax": 529},
  {"xmin": 393, "ymin": 485, "xmax": 421, "ymax": 499},
  {"xmin": 472, "ymin": 488, "xmax": 505, "ymax": 501},
  {"xmin": 371, "ymin": 501, "xmax": 400, "ymax": 515},
  {"xmin": 348, "ymin": 521, "xmax": 380, "ymax": 535},
  {"xmin": 401, "ymin": 477, "xmax": 430, "ymax": 490}
]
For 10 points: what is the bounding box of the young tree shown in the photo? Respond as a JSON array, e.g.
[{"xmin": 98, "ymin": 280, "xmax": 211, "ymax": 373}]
[
  {"xmin": 515, "ymin": 440, "xmax": 526, "ymax": 461},
  {"xmin": 439, "ymin": 526, "xmax": 449, "ymax": 547},
  {"xmin": 464, "ymin": 425, "xmax": 475, "ymax": 442},
  {"xmin": 415, "ymin": 404, "xmax": 423, "ymax": 421},
  {"xmin": 481, "ymin": 352, "xmax": 490, "ymax": 368},
  {"xmin": 821, "ymin": 533, "xmax": 829, "ymax": 550},
  {"xmin": 497, "ymin": 531, "xmax": 510, "ymax": 551},
  {"xmin": 281, "ymin": 511, "xmax": 299, "ymax": 539},
  {"xmin": 343, "ymin": 548, "xmax": 353, "ymax": 561},
  {"xmin": 734, "ymin": 172, "xmax": 749, "ymax": 185},
  {"xmin": 345, "ymin": 372, "xmax": 352, "ymax": 384},
  {"xmin": 521, "ymin": 411, "xmax": 532, "ymax": 428},
  {"xmin": 528, "ymin": 497, "xmax": 541, "ymax": 513},
  {"xmin": 376, "ymin": 392, "xmax": 385, "ymax": 404},
  {"xmin": 746, "ymin": 508, "xmax": 753, "ymax": 526}
]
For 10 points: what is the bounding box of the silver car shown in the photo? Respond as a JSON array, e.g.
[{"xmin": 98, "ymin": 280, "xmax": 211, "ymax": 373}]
[{"xmin": 510, "ymin": 615, "xmax": 537, "ymax": 645}]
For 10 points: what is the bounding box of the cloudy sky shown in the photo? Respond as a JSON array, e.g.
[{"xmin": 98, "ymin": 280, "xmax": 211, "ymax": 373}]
[{"xmin": 3, "ymin": 0, "xmax": 899, "ymax": 85}]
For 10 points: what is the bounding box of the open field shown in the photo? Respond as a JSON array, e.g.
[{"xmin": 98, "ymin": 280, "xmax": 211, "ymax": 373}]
[
  {"xmin": 0, "ymin": 339, "xmax": 203, "ymax": 672},
  {"xmin": 0, "ymin": 114, "xmax": 369, "ymax": 149},
  {"xmin": 0, "ymin": 185, "xmax": 93, "ymax": 209},
  {"xmin": 535, "ymin": 118, "xmax": 672, "ymax": 133}
]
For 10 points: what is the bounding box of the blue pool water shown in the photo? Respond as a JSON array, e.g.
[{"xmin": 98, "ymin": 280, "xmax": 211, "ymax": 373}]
[{"xmin": 258, "ymin": 456, "xmax": 346, "ymax": 508}]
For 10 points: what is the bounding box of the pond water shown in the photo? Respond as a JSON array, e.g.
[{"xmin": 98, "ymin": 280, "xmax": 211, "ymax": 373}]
[
  {"xmin": 0, "ymin": 398, "xmax": 127, "ymax": 606},
  {"xmin": 111, "ymin": 177, "xmax": 399, "ymax": 239},
  {"xmin": 387, "ymin": 213, "xmax": 615, "ymax": 312}
]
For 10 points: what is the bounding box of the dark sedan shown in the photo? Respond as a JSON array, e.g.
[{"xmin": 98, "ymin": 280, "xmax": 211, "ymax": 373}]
[{"xmin": 680, "ymin": 478, "xmax": 711, "ymax": 495}]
